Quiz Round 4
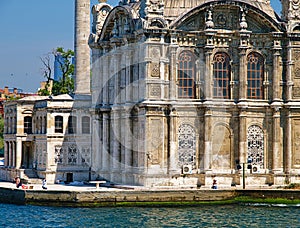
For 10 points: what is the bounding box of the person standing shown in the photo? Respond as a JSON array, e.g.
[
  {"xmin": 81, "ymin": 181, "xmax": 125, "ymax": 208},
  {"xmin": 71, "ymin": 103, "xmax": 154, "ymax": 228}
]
[
  {"xmin": 42, "ymin": 179, "xmax": 47, "ymax": 190},
  {"xmin": 212, "ymin": 179, "xmax": 217, "ymax": 189}
]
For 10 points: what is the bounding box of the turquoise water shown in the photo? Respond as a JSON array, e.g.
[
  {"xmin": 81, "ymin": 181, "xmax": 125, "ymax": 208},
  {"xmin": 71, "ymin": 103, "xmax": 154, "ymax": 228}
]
[{"xmin": 1, "ymin": 203, "xmax": 299, "ymax": 227}]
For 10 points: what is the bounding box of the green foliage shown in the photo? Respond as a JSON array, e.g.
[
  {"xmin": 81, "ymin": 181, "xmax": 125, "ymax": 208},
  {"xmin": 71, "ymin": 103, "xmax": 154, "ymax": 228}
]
[
  {"xmin": 51, "ymin": 47, "xmax": 75, "ymax": 96},
  {"xmin": 39, "ymin": 47, "xmax": 75, "ymax": 96},
  {"xmin": 284, "ymin": 183, "xmax": 300, "ymax": 189},
  {"xmin": 38, "ymin": 88, "xmax": 51, "ymax": 96},
  {"xmin": 0, "ymin": 116, "xmax": 4, "ymax": 156}
]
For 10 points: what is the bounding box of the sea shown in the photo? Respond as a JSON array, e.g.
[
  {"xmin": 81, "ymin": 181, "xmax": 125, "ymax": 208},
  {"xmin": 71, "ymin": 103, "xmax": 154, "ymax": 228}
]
[{"xmin": 1, "ymin": 203, "xmax": 299, "ymax": 228}]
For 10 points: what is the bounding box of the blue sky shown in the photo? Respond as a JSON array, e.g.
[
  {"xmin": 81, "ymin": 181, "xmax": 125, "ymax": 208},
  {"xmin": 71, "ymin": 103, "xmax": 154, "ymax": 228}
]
[{"xmin": 0, "ymin": 0, "xmax": 281, "ymax": 92}]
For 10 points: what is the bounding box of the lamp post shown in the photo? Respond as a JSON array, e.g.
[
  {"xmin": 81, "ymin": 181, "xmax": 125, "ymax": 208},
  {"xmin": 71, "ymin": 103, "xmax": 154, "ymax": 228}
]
[{"xmin": 242, "ymin": 163, "xmax": 245, "ymax": 189}]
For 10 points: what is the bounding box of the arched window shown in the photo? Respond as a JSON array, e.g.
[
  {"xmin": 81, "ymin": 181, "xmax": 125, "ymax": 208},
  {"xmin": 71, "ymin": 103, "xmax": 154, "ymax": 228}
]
[
  {"xmin": 178, "ymin": 51, "xmax": 196, "ymax": 98},
  {"xmin": 82, "ymin": 116, "xmax": 90, "ymax": 134},
  {"xmin": 178, "ymin": 124, "xmax": 196, "ymax": 168},
  {"xmin": 247, "ymin": 125, "xmax": 264, "ymax": 168},
  {"xmin": 213, "ymin": 53, "xmax": 231, "ymax": 99},
  {"xmin": 55, "ymin": 116, "xmax": 63, "ymax": 133},
  {"xmin": 247, "ymin": 52, "xmax": 264, "ymax": 99},
  {"xmin": 24, "ymin": 116, "xmax": 32, "ymax": 134},
  {"xmin": 68, "ymin": 116, "xmax": 77, "ymax": 134}
]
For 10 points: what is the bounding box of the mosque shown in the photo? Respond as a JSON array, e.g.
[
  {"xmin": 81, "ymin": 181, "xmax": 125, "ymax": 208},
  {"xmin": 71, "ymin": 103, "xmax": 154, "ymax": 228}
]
[{"xmin": 2, "ymin": 0, "xmax": 300, "ymax": 188}]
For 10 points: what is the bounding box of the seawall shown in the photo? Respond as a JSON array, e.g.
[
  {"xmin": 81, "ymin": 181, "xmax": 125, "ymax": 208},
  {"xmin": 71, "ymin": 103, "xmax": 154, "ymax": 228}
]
[{"xmin": 1, "ymin": 186, "xmax": 300, "ymax": 207}]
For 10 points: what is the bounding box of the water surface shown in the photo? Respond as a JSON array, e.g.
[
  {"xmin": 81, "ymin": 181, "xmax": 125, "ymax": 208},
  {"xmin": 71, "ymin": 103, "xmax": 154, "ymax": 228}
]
[{"xmin": 1, "ymin": 203, "xmax": 299, "ymax": 227}]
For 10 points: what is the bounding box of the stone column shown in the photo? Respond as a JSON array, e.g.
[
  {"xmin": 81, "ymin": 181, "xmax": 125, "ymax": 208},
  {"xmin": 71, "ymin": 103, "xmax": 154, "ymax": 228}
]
[
  {"xmin": 74, "ymin": 0, "xmax": 91, "ymax": 94},
  {"xmin": 12, "ymin": 142, "xmax": 16, "ymax": 167},
  {"xmin": 204, "ymin": 109, "xmax": 212, "ymax": 171},
  {"xmin": 91, "ymin": 48, "xmax": 102, "ymax": 107},
  {"xmin": 169, "ymin": 107, "xmax": 178, "ymax": 173},
  {"xmin": 286, "ymin": 42, "xmax": 293, "ymax": 101},
  {"xmin": 169, "ymin": 40, "xmax": 178, "ymax": 100},
  {"xmin": 102, "ymin": 47, "xmax": 110, "ymax": 105},
  {"xmin": 285, "ymin": 111, "xmax": 292, "ymax": 173},
  {"xmin": 272, "ymin": 108, "xmax": 282, "ymax": 173},
  {"xmin": 9, "ymin": 142, "xmax": 13, "ymax": 167},
  {"xmin": 4, "ymin": 142, "xmax": 8, "ymax": 167},
  {"xmin": 239, "ymin": 49, "xmax": 247, "ymax": 100},
  {"xmin": 125, "ymin": 49, "xmax": 133, "ymax": 103},
  {"xmin": 113, "ymin": 50, "xmax": 121, "ymax": 104},
  {"xmin": 204, "ymin": 49, "xmax": 213, "ymax": 100},
  {"xmin": 124, "ymin": 108, "xmax": 132, "ymax": 172},
  {"xmin": 239, "ymin": 108, "xmax": 247, "ymax": 164},
  {"xmin": 16, "ymin": 138, "xmax": 22, "ymax": 168},
  {"xmin": 102, "ymin": 112, "xmax": 110, "ymax": 172},
  {"xmin": 111, "ymin": 110, "xmax": 120, "ymax": 172},
  {"xmin": 272, "ymin": 41, "xmax": 282, "ymax": 101},
  {"xmin": 91, "ymin": 112, "xmax": 101, "ymax": 171}
]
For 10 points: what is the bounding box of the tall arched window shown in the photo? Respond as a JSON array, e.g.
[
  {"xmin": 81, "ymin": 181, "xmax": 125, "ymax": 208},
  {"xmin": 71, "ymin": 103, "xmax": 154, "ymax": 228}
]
[
  {"xmin": 247, "ymin": 125, "xmax": 264, "ymax": 168},
  {"xmin": 247, "ymin": 52, "xmax": 264, "ymax": 99},
  {"xmin": 213, "ymin": 53, "xmax": 231, "ymax": 99},
  {"xmin": 24, "ymin": 116, "xmax": 32, "ymax": 134},
  {"xmin": 55, "ymin": 116, "xmax": 63, "ymax": 133},
  {"xmin": 68, "ymin": 116, "xmax": 77, "ymax": 134},
  {"xmin": 178, "ymin": 51, "xmax": 196, "ymax": 98}
]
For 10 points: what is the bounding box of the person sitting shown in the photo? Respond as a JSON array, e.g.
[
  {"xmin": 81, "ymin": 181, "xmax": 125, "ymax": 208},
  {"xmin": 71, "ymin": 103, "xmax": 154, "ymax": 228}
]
[
  {"xmin": 42, "ymin": 179, "xmax": 47, "ymax": 190},
  {"xmin": 15, "ymin": 177, "xmax": 28, "ymax": 189},
  {"xmin": 15, "ymin": 177, "xmax": 22, "ymax": 188}
]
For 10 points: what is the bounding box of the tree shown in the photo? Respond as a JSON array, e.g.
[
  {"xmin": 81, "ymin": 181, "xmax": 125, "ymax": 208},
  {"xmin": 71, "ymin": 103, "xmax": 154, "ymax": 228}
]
[
  {"xmin": 38, "ymin": 53, "xmax": 52, "ymax": 96},
  {"xmin": 0, "ymin": 115, "xmax": 4, "ymax": 157},
  {"xmin": 52, "ymin": 47, "xmax": 75, "ymax": 95},
  {"xmin": 38, "ymin": 47, "xmax": 75, "ymax": 96}
]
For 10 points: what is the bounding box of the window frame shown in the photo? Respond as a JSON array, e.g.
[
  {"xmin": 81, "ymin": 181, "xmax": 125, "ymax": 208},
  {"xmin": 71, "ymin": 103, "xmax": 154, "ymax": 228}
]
[
  {"xmin": 24, "ymin": 116, "xmax": 32, "ymax": 134},
  {"xmin": 213, "ymin": 52, "xmax": 231, "ymax": 99},
  {"xmin": 177, "ymin": 51, "xmax": 196, "ymax": 99},
  {"xmin": 81, "ymin": 116, "xmax": 90, "ymax": 134},
  {"xmin": 55, "ymin": 115, "xmax": 64, "ymax": 133},
  {"xmin": 68, "ymin": 116, "xmax": 77, "ymax": 134},
  {"xmin": 247, "ymin": 52, "xmax": 264, "ymax": 99}
]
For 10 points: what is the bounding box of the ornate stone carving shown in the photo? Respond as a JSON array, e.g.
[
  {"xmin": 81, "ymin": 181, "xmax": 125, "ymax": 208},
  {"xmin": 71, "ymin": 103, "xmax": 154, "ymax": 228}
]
[
  {"xmin": 68, "ymin": 145, "xmax": 78, "ymax": 165},
  {"xmin": 148, "ymin": 119, "xmax": 162, "ymax": 164},
  {"xmin": 293, "ymin": 87, "xmax": 300, "ymax": 98},
  {"xmin": 293, "ymin": 120, "xmax": 300, "ymax": 166},
  {"xmin": 150, "ymin": 84, "xmax": 161, "ymax": 97},
  {"xmin": 295, "ymin": 67, "xmax": 300, "ymax": 79},
  {"xmin": 54, "ymin": 146, "xmax": 63, "ymax": 164},
  {"xmin": 92, "ymin": 2, "xmax": 112, "ymax": 35},
  {"xmin": 150, "ymin": 63, "xmax": 160, "ymax": 77},
  {"xmin": 294, "ymin": 50, "xmax": 300, "ymax": 60}
]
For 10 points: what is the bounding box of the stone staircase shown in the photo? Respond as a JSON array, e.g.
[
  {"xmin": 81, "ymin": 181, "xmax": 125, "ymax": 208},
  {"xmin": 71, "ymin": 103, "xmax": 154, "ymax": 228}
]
[{"xmin": 22, "ymin": 169, "xmax": 42, "ymax": 184}]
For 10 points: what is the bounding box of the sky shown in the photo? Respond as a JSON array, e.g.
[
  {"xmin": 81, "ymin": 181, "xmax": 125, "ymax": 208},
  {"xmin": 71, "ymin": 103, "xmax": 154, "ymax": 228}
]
[{"xmin": 0, "ymin": 0, "xmax": 282, "ymax": 93}]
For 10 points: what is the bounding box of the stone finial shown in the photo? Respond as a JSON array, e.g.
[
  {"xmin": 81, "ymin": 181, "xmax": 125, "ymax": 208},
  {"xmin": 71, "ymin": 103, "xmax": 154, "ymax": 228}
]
[
  {"xmin": 240, "ymin": 10, "xmax": 248, "ymax": 31},
  {"xmin": 205, "ymin": 9, "xmax": 214, "ymax": 29}
]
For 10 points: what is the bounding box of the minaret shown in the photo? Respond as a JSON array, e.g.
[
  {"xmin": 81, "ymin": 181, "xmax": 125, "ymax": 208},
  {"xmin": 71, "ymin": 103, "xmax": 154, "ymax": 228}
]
[{"xmin": 74, "ymin": 0, "xmax": 91, "ymax": 95}]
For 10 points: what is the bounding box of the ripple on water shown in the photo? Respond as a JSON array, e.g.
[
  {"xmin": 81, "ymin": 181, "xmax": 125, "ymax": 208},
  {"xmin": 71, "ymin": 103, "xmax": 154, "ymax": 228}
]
[{"xmin": 0, "ymin": 203, "xmax": 299, "ymax": 228}]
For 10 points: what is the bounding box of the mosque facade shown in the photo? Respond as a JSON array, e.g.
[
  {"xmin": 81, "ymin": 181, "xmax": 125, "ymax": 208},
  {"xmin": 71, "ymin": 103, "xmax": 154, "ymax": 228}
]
[{"xmin": 2, "ymin": 0, "xmax": 300, "ymax": 188}]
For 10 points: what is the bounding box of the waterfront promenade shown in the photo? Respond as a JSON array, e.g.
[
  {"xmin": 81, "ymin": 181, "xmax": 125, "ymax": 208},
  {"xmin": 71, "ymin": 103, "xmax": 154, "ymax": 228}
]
[{"xmin": 0, "ymin": 180, "xmax": 300, "ymax": 207}]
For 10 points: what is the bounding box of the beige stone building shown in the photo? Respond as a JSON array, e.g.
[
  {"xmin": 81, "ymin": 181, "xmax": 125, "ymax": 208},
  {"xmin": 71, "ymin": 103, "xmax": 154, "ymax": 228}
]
[{"xmin": 2, "ymin": 0, "xmax": 300, "ymax": 188}]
